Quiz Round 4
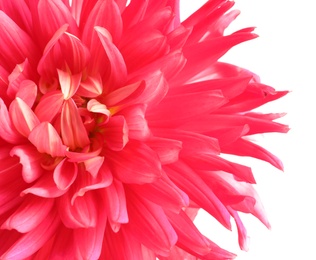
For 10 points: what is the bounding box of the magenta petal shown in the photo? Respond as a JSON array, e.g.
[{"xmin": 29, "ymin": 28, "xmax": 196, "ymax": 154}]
[
  {"xmin": 53, "ymin": 159, "xmax": 78, "ymax": 190},
  {"xmin": 10, "ymin": 145, "xmax": 44, "ymax": 183},
  {"xmin": 1, "ymin": 196, "xmax": 54, "ymax": 233}
]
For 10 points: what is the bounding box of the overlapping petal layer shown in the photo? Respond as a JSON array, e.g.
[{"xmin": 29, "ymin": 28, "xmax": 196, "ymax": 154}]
[{"xmin": 0, "ymin": 0, "xmax": 288, "ymax": 259}]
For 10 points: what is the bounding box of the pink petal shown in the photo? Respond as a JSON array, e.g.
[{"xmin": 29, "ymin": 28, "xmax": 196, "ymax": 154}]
[
  {"xmin": 0, "ymin": 98, "xmax": 24, "ymax": 144},
  {"xmin": 122, "ymin": 104, "xmax": 150, "ymax": 141},
  {"xmin": 77, "ymin": 74, "xmax": 103, "ymax": 97},
  {"xmin": 166, "ymin": 210, "xmax": 211, "ymax": 255},
  {"xmin": 103, "ymin": 179, "xmax": 128, "ymax": 228},
  {"xmin": 72, "ymin": 163, "xmax": 113, "ymax": 201},
  {"xmin": 104, "ymin": 116, "xmax": 129, "ymax": 151},
  {"xmin": 147, "ymin": 137, "xmax": 182, "ymax": 165},
  {"xmin": 28, "ymin": 122, "xmax": 66, "ymax": 157},
  {"xmin": 222, "ymin": 138, "xmax": 285, "ymax": 170},
  {"xmin": 58, "ymin": 188, "xmax": 98, "ymax": 229},
  {"xmin": 125, "ymin": 189, "xmax": 178, "ymax": 257},
  {"xmin": 10, "ymin": 145, "xmax": 44, "ymax": 183},
  {"xmin": 53, "ymin": 159, "xmax": 78, "ymax": 190},
  {"xmin": 7, "ymin": 59, "xmax": 36, "ymax": 99},
  {"xmin": 9, "ymin": 97, "xmax": 40, "ymax": 137},
  {"xmin": 36, "ymin": 0, "xmax": 78, "ymax": 45},
  {"xmin": 0, "ymin": 210, "xmax": 60, "ymax": 259},
  {"xmin": 81, "ymin": 0, "xmax": 122, "ymax": 45},
  {"xmin": 0, "ymin": 11, "xmax": 39, "ymax": 70},
  {"xmin": 34, "ymin": 90, "xmax": 64, "ymax": 122},
  {"xmin": 119, "ymin": 29, "xmax": 169, "ymax": 72},
  {"xmin": 1, "ymin": 196, "xmax": 54, "ymax": 233},
  {"xmin": 61, "ymin": 98, "xmax": 90, "ymax": 150},
  {"xmin": 58, "ymin": 69, "xmax": 82, "ymax": 100},
  {"xmin": 94, "ymin": 26, "xmax": 127, "ymax": 88},
  {"xmin": 228, "ymin": 207, "xmax": 249, "ymax": 251},
  {"xmin": 84, "ymin": 156, "xmax": 105, "ymax": 178},
  {"xmin": 107, "ymin": 141, "xmax": 162, "ymax": 184},
  {"xmin": 186, "ymin": 154, "xmax": 256, "ymax": 184},
  {"xmin": 15, "ymin": 80, "xmax": 37, "ymax": 108},
  {"xmin": 147, "ymin": 90, "xmax": 227, "ymax": 127},
  {"xmin": 104, "ymin": 80, "xmax": 145, "ymax": 107},
  {"xmin": 166, "ymin": 161, "xmax": 231, "ymax": 230},
  {"xmin": 21, "ymin": 172, "xmax": 67, "ymax": 198},
  {"xmin": 129, "ymin": 173, "xmax": 189, "ymax": 213},
  {"xmin": 87, "ymin": 99, "xmax": 110, "ymax": 122}
]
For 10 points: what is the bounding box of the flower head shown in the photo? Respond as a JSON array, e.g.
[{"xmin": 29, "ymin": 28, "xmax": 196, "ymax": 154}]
[{"xmin": 0, "ymin": 0, "xmax": 288, "ymax": 259}]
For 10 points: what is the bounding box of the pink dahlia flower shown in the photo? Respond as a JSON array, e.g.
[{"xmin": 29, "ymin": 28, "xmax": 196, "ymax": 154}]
[{"xmin": 0, "ymin": 0, "xmax": 288, "ymax": 259}]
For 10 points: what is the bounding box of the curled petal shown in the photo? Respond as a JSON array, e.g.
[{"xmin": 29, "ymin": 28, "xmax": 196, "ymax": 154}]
[
  {"xmin": 58, "ymin": 69, "xmax": 82, "ymax": 100},
  {"xmin": 104, "ymin": 116, "xmax": 129, "ymax": 151},
  {"xmin": 0, "ymin": 98, "xmax": 24, "ymax": 144},
  {"xmin": 87, "ymin": 99, "xmax": 110, "ymax": 122},
  {"xmin": 10, "ymin": 145, "xmax": 44, "ymax": 183},
  {"xmin": 28, "ymin": 122, "xmax": 66, "ymax": 157},
  {"xmin": 9, "ymin": 97, "xmax": 40, "ymax": 137},
  {"xmin": 53, "ymin": 159, "xmax": 78, "ymax": 190}
]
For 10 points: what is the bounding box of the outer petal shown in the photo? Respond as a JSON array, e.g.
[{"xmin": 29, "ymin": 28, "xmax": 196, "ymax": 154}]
[
  {"xmin": 166, "ymin": 210, "xmax": 211, "ymax": 256},
  {"xmin": 166, "ymin": 161, "xmax": 231, "ymax": 230},
  {"xmin": 1, "ymin": 196, "xmax": 54, "ymax": 233},
  {"xmin": 95, "ymin": 26, "xmax": 127, "ymax": 88},
  {"xmin": 0, "ymin": 210, "xmax": 60, "ymax": 260},
  {"xmin": 0, "ymin": 11, "xmax": 39, "ymax": 70},
  {"xmin": 107, "ymin": 141, "xmax": 162, "ymax": 184},
  {"xmin": 125, "ymin": 188, "xmax": 178, "ymax": 256}
]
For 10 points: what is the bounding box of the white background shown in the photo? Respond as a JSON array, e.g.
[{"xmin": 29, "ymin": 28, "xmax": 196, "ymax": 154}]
[{"xmin": 181, "ymin": 1, "xmax": 316, "ymax": 259}]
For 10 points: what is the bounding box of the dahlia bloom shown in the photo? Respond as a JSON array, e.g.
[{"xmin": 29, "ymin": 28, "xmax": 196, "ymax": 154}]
[{"xmin": 0, "ymin": 0, "xmax": 288, "ymax": 259}]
